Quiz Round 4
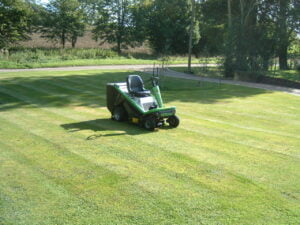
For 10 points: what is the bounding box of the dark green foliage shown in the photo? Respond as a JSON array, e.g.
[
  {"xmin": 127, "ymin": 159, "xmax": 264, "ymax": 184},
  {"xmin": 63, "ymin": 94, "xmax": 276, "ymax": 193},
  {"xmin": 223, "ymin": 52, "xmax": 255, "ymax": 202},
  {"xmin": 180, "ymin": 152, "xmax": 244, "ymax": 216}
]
[
  {"xmin": 0, "ymin": 0, "xmax": 32, "ymax": 48},
  {"xmin": 275, "ymin": 0, "xmax": 299, "ymax": 69},
  {"xmin": 39, "ymin": 0, "xmax": 85, "ymax": 48},
  {"xmin": 193, "ymin": 0, "xmax": 227, "ymax": 56},
  {"xmin": 224, "ymin": 0, "xmax": 259, "ymax": 75},
  {"xmin": 4, "ymin": 47, "xmax": 118, "ymax": 63},
  {"xmin": 78, "ymin": 0, "xmax": 101, "ymax": 24},
  {"xmin": 223, "ymin": 0, "xmax": 300, "ymax": 77},
  {"xmin": 93, "ymin": 0, "xmax": 140, "ymax": 54},
  {"xmin": 1, "ymin": 0, "xmax": 299, "ymax": 76},
  {"xmin": 130, "ymin": 1, "xmax": 149, "ymax": 45},
  {"xmin": 146, "ymin": 0, "xmax": 200, "ymax": 55}
]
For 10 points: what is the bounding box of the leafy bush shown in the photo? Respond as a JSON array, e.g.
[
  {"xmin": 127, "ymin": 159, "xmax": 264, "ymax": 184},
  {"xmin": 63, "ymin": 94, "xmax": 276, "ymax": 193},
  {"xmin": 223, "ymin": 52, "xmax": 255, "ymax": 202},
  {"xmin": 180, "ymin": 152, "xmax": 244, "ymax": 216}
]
[{"xmin": 1, "ymin": 47, "xmax": 119, "ymax": 63}]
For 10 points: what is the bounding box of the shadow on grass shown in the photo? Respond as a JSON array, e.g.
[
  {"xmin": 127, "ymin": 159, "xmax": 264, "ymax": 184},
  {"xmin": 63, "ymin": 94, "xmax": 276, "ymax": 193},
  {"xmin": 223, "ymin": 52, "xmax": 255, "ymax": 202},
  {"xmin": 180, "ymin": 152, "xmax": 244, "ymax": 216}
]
[
  {"xmin": 61, "ymin": 118, "xmax": 152, "ymax": 138},
  {"xmin": 0, "ymin": 70, "xmax": 269, "ymax": 112}
]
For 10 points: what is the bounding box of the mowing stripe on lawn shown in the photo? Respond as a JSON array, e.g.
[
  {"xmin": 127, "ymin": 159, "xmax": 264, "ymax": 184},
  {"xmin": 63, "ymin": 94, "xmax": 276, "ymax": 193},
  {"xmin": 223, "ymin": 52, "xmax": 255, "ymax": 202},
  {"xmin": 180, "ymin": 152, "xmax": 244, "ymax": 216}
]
[
  {"xmin": 0, "ymin": 81, "xmax": 296, "ymax": 170},
  {"xmin": 0, "ymin": 141, "xmax": 126, "ymax": 225},
  {"xmin": 1, "ymin": 79, "xmax": 298, "ymax": 179},
  {"xmin": 0, "ymin": 113, "xmax": 229, "ymax": 224},
  {"xmin": 1, "ymin": 76, "xmax": 298, "ymax": 171},
  {"xmin": 1, "ymin": 82, "xmax": 298, "ymax": 202},
  {"xmin": 6, "ymin": 76, "xmax": 299, "ymax": 160},
  {"xmin": 1, "ymin": 104, "xmax": 298, "ymax": 224},
  {"xmin": 13, "ymin": 73, "xmax": 299, "ymax": 138},
  {"xmin": 0, "ymin": 70, "xmax": 299, "ymax": 224}
]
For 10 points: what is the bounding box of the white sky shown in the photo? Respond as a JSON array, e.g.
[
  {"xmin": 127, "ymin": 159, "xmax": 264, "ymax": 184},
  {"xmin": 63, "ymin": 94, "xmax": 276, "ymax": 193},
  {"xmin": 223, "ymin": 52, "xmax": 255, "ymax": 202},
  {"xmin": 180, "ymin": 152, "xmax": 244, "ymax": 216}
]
[{"xmin": 38, "ymin": 0, "xmax": 49, "ymax": 4}]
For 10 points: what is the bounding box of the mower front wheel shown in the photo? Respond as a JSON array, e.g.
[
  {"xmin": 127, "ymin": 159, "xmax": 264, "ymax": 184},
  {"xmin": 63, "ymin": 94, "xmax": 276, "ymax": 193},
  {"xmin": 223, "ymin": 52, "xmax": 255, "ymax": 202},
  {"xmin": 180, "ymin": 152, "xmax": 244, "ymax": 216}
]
[
  {"xmin": 143, "ymin": 118, "xmax": 156, "ymax": 131},
  {"xmin": 112, "ymin": 106, "xmax": 127, "ymax": 121},
  {"xmin": 167, "ymin": 115, "xmax": 180, "ymax": 128}
]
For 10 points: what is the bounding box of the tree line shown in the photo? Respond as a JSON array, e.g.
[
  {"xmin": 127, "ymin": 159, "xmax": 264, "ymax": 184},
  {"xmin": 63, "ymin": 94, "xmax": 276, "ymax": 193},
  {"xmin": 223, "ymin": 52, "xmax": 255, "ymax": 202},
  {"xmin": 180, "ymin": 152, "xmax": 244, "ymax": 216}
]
[{"xmin": 0, "ymin": 0, "xmax": 299, "ymax": 75}]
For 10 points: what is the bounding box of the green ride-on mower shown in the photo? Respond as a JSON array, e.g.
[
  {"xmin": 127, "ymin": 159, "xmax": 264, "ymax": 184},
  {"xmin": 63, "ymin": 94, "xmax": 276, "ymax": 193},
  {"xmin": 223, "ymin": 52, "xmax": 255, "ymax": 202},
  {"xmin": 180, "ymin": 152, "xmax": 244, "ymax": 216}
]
[{"xmin": 106, "ymin": 74, "xmax": 180, "ymax": 131}]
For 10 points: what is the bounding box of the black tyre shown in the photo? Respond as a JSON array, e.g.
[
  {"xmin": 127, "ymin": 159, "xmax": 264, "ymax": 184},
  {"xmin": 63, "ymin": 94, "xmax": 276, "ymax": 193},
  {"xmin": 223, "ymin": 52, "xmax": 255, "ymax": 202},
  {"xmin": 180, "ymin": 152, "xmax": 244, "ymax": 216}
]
[
  {"xmin": 143, "ymin": 118, "xmax": 156, "ymax": 131},
  {"xmin": 167, "ymin": 115, "xmax": 180, "ymax": 128},
  {"xmin": 112, "ymin": 106, "xmax": 127, "ymax": 121}
]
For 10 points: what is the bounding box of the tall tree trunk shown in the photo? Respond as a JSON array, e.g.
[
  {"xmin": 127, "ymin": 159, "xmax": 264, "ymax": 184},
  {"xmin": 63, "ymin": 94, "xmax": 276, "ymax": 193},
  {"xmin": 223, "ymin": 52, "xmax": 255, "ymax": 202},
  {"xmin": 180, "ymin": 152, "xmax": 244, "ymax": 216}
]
[
  {"xmin": 236, "ymin": 0, "xmax": 247, "ymax": 71},
  {"xmin": 224, "ymin": 0, "xmax": 234, "ymax": 78},
  {"xmin": 278, "ymin": 45, "xmax": 288, "ymax": 69},
  {"xmin": 117, "ymin": 38, "xmax": 121, "ymax": 55},
  {"xmin": 263, "ymin": 56, "xmax": 269, "ymax": 71},
  {"xmin": 187, "ymin": 0, "xmax": 195, "ymax": 73},
  {"xmin": 71, "ymin": 35, "xmax": 77, "ymax": 48},
  {"xmin": 237, "ymin": 0, "xmax": 258, "ymax": 71},
  {"xmin": 62, "ymin": 30, "xmax": 66, "ymax": 49},
  {"xmin": 116, "ymin": 0, "xmax": 122, "ymax": 55},
  {"xmin": 228, "ymin": 0, "xmax": 232, "ymax": 28},
  {"xmin": 278, "ymin": 0, "xmax": 289, "ymax": 70}
]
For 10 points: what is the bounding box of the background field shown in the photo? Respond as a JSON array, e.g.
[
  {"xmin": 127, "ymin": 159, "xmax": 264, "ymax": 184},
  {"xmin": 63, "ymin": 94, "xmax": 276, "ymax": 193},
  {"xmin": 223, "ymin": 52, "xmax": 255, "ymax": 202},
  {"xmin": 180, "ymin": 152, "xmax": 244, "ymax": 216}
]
[
  {"xmin": 0, "ymin": 70, "xmax": 299, "ymax": 224},
  {"xmin": 19, "ymin": 31, "xmax": 111, "ymax": 49},
  {"xmin": 0, "ymin": 33, "xmax": 219, "ymax": 69},
  {"xmin": 0, "ymin": 47, "xmax": 218, "ymax": 69}
]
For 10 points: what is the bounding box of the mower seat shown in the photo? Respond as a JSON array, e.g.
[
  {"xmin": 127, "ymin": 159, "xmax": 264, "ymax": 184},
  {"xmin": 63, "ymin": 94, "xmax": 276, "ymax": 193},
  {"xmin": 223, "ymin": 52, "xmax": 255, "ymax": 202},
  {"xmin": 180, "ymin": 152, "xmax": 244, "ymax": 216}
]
[{"xmin": 127, "ymin": 75, "xmax": 151, "ymax": 97}]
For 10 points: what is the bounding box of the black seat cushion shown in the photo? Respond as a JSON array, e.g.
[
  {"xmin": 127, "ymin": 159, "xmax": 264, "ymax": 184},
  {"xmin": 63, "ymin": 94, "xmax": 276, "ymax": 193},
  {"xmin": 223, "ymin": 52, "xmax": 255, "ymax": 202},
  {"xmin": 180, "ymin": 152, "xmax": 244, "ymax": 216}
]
[{"xmin": 127, "ymin": 75, "xmax": 151, "ymax": 97}]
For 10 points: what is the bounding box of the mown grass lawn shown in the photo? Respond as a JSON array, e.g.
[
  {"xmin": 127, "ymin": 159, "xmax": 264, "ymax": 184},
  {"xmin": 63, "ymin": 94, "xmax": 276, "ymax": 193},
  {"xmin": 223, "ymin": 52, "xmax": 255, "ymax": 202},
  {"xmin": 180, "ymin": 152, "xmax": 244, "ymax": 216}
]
[
  {"xmin": 0, "ymin": 56, "xmax": 219, "ymax": 69},
  {"xmin": 0, "ymin": 70, "xmax": 299, "ymax": 225}
]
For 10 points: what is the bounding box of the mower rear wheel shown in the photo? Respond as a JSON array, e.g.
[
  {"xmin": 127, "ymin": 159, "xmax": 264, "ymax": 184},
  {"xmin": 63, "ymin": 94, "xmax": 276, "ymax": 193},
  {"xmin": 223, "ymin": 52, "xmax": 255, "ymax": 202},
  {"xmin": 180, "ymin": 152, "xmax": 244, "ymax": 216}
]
[
  {"xmin": 167, "ymin": 115, "xmax": 180, "ymax": 128},
  {"xmin": 112, "ymin": 106, "xmax": 127, "ymax": 121},
  {"xmin": 143, "ymin": 118, "xmax": 156, "ymax": 131}
]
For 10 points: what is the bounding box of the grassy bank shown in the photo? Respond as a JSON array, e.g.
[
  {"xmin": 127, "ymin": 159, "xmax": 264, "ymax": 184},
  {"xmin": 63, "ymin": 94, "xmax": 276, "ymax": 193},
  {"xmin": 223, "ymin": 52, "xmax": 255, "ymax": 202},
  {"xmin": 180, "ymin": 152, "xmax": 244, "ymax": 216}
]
[
  {"xmin": 0, "ymin": 48, "xmax": 220, "ymax": 68},
  {"xmin": 170, "ymin": 66, "xmax": 224, "ymax": 78},
  {"xmin": 0, "ymin": 70, "xmax": 299, "ymax": 224},
  {"xmin": 171, "ymin": 66, "xmax": 300, "ymax": 82},
  {"xmin": 266, "ymin": 69, "xmax": 300, "ymax": 82}
]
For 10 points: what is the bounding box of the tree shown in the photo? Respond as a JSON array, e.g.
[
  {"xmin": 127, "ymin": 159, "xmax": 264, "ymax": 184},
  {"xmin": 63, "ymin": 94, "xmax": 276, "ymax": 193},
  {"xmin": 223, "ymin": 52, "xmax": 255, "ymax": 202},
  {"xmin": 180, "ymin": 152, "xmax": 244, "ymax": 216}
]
[
  {"xmin": 78, "ymin": 0, "xmax": 101, "ymax": 24},
  {"xmin": 275, "ymin": 0, "xmax": 299, "ymax": 69},
  {"xmin": 146, "ymin": 0, "xmax": 200, "ymax": 55},
  {"xmin": 187, "ymin": 0, "xmax": 196, "ymax": 73},
  {"xmin": 223, "ymin": 0, "xmax": 299, "ymax": 76},
  {"xmin": 194, "ymin": 0, "xmax": 227, "ymax": 56},
  {"xmin": 0, "ymin": 0, "xmax": 32, "ymax": 49},
  {"xmin": 224, "ymin": 0, "xmax": 272, "ymax": 77},
  {"xmin": 224, "ymin": 0, "xmax": 234, "ymax": 77},
  {"xmin": 255, "ymin": 0, "xmax": 277, "ymax": 70},
  {"xmin": 40, "ymin": 0, "xmax": 85, "ymax": 48},
  {"xmin": 93, "ymin": 0, "xmax": 139, "ymax": 54},
  {"xmin": 130, "ymin": 0, "xmax": 149, "ymax": 45}
]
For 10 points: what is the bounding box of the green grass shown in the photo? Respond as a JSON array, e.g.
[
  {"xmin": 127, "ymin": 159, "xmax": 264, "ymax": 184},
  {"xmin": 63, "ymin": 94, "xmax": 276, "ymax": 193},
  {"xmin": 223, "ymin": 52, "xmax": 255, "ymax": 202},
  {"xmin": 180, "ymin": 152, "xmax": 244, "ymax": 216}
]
[
  {"xmin": 266, "ymin": 69, "xmax": 300, "ymax": 82},
  {"xmin": 0, "ymin": 47, "xmax": 220, "ymax": 68},
  {"xmin": 0, "ymin": 70, "xmax": 299, "ymax": 225},
  {"xmin": 0, "ymin": 58, "xmax": 159, "ymax": 68},
  {"xmin": 171, "ymin": 66, "xmax": 300, "ymax": 82},
  {"xmin": 0, "ymin": 58, "xmax": 204, "ymax": 69},
  {"xmin": 170, "ymin": 66, "xmax": 224, "ymax": 79}
]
